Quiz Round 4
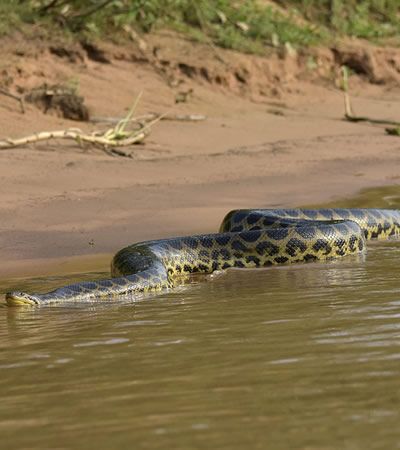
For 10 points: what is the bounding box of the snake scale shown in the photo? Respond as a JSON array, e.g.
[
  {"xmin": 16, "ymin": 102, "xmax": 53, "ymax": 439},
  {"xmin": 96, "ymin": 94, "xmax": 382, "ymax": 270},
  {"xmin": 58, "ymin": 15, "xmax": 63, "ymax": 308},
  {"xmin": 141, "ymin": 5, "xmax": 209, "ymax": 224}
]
[{"xmin": 6, "ymin": 208, "xmax": 400, "ymax": 306}]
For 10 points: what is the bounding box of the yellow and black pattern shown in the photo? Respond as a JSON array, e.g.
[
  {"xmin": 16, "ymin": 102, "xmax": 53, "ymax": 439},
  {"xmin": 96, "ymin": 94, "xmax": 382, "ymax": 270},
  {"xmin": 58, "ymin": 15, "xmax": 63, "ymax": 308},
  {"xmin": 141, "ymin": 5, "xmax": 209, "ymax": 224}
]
[{"xmin": 6, "ymin": 208, "xmax": 400, "ymax": 306}]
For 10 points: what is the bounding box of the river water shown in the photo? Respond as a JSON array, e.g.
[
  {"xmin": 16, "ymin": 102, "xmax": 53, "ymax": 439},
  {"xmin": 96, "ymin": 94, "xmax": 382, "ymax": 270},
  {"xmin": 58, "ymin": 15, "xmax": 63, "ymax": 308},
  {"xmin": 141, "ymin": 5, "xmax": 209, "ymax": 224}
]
[{"xmin": 1, "ymin": 187, "xmax": 400, "ymax": 449}]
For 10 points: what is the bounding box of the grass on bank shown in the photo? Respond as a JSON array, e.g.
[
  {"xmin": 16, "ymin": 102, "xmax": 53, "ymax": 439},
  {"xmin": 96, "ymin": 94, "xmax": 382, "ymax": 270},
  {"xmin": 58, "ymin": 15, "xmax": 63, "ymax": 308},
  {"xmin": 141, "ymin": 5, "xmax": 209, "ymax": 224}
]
[{"xmin": 0, "ymin": 1, "xmax": 399, "ymax": 52}]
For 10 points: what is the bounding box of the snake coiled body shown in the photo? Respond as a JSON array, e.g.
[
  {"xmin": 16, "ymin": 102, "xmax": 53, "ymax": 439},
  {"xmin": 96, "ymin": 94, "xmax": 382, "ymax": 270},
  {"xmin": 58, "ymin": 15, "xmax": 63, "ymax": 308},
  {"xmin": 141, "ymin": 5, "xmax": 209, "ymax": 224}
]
[{"xmin": 6, "ymin": 208, "xmax": 400, "ymax": 306}]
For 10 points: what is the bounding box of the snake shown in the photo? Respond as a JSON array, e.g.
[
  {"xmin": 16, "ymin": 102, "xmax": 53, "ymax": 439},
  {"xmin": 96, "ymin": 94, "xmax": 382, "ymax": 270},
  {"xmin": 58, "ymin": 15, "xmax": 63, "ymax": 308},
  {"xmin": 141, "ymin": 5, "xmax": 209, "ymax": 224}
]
[{"xmin": 5, "ymin": 208, "xmax": 400, "ymax": 306}]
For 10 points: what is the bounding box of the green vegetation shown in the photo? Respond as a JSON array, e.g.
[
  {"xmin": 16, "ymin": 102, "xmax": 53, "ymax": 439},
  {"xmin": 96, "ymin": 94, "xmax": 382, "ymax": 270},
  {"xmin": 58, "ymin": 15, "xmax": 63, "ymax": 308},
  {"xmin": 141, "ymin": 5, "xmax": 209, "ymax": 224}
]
[
  {"xmin": 282, "ymin": 0, "xmax": 400, "ymax": 40},
  {"xmin": 0, "ymin": 0, "xmax": 399, "ymax": 51}
]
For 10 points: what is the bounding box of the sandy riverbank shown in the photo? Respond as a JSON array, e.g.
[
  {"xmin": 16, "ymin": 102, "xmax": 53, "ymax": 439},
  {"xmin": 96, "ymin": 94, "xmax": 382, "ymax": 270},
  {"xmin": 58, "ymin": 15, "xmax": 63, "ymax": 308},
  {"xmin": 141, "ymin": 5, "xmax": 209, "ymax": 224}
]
[{"xmin": 0, "ymin": 31, "xmax": 399, "ymax": 278}]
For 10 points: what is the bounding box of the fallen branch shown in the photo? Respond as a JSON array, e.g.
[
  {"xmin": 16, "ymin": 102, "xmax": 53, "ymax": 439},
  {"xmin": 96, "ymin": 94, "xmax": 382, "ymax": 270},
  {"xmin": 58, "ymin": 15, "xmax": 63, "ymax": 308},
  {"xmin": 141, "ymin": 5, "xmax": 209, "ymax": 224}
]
[
  {"xmin": 0, "ymin": 128, "xmax": 147, "ymax": 152},
  {"xmin": 0, "ymin": 88, "xmax": 25, "ymax": 113},
  {"xmin": 341, "ymin": 66, "xmax": 400, "ymax": 127},
  {"xmin": 0, "ymin": 93, "xmax": 161, "ymax": 156}
]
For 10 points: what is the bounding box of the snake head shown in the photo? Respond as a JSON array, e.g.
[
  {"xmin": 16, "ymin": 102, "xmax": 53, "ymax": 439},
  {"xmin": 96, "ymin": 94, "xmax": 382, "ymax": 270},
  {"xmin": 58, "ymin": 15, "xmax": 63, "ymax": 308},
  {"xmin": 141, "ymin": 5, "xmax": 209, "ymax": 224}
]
[{"xmin": 5, "ymin": 291, "xmax": 40, "ymax": 306}]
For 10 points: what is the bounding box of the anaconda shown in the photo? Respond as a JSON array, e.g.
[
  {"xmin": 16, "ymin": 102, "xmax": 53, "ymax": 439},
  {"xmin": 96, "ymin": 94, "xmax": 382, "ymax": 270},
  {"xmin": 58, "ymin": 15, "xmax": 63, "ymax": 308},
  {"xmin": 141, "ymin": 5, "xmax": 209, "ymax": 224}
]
[{"xmin": 5, "ymin": 208, "xmax": 400, "ymax": 306}]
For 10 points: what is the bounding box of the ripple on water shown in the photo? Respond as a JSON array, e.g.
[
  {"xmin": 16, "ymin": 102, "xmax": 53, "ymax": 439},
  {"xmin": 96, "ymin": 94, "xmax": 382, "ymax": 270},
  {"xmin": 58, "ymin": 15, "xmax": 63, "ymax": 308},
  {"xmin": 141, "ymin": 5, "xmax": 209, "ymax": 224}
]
[{"xmin": 73, "ymin": 338, "xmax": 130, "ymax": 347}]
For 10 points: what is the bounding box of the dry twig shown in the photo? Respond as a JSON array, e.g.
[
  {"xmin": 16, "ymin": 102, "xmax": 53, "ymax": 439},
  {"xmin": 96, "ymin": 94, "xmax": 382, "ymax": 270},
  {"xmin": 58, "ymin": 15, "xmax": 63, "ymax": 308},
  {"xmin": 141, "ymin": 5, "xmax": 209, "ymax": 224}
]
[
  {"xmin": 341, "ymin": 66, "xmax": 400, "ymax": 128},
  {"xmin": 90, "ymin": 112, "xmax": 207, "ymax": 124}
]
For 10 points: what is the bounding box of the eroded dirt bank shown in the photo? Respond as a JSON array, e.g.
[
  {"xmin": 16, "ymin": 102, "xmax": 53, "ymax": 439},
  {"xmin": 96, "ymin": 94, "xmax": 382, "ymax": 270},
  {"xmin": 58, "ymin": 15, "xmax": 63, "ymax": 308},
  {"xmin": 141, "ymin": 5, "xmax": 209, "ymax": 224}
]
[{"xmin": 0, "ymin": 31, "xmax": 399, "ymax": 277}]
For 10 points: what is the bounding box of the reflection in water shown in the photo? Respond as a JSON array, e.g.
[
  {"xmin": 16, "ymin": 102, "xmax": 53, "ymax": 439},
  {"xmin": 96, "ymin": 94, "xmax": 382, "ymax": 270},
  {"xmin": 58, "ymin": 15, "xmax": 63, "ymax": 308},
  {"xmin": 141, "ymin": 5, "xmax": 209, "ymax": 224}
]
[
  {"xmin": 1, "ymin": 240, "xmax": 400, "ymax": 450},
  {"xmin": 2, "ymin": 185, "xmax": 400, "ymax": 449},
  {"xmin": 307, "ymin": 185, "xmax": 400, "ymax": 209}
]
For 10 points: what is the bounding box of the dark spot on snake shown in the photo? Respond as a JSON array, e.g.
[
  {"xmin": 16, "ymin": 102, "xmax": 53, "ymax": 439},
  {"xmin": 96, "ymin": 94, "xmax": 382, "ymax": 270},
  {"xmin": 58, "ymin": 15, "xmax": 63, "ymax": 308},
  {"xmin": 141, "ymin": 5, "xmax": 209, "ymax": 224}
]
[
  {"xmin": 303, "ymin": 254, "xmax": 318, "ymax": 262},
  {"xmin": 247, "ymin": 213, "xmax": 262, "ymax": 224},
  {"xmin": 234, "ymin": 260, "xmax": 245, "ymax": 268},
  {"xmin": 286, "ymin": 238, "xmax": 308, "ymax": 256},
  {"xmin": 201, "ymin": 239, "xmax": 214, "ymax": 248},
  {"xmin": 222, "ymin": 262, "xmax": 231, "ymax": 269},
  {"xmin": 312, "ymin": 239, "xmax": 331, "ymax": 255},
  {"xmin": 211, "ymin": 250, "xmax": 220, "ymax": 260},
  {"xmin": 263, "ymin": 217, "xmax": 277, "ymax": 227},
  {"xmin": 256, "ymin": 241, "xmax": 279, "ymax": 256},
  {"xmin": 245, "ymin": 255, "xmax": 260, "ymax": 266},
  {"xmin": 212, "ymin": 261, "xmax": 219, "ymax": 271},
  {"xmin": 274, "ymin": 256, "xmax": 289, "ymax": 264},
  {"xmin": 349, "ymin": 235, "xmax": 358, "ymax": 251},
  {"xmin": 334, "ymin": 238, "xmax": 346, "ymax": 249},
  {"xmin": 198, "ymin": 263, "xmax": 210, "ymax": 272},
  {"xmin": 232, "ymin": 240, "xmax": 248, "ymax": 252},
  {"xmin": 216, "ymin": 235, "xmax": 231, "ymax": 246},
  {"xmin": 219, "ymin": 248, "xmax": 231, "ymax": 260},
  {"xmin": 184, "ymin": 264, "xmax": 193, "ymax": 273},
  {"xmin": 295, "ymin": 226, "xmax": 316, "ymax": 239},
  {"xmin": 240, "ymin": 231, "xmax": 261, "ymax": 242},
  {"xmin": 199, "ymin": 251, "xmax": 210, "ymax": 263},
  {"xmin": 265, "ymin": 228, "xmax": 289, "ymax": 240}
]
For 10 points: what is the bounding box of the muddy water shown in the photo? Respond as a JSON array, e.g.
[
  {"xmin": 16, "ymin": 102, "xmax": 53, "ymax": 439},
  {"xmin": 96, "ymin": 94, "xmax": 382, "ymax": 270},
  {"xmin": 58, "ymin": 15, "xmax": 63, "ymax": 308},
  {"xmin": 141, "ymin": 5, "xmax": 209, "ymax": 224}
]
[{"xmin": 1, "ymin": 186, "xmax": 400, "ymax": 450}]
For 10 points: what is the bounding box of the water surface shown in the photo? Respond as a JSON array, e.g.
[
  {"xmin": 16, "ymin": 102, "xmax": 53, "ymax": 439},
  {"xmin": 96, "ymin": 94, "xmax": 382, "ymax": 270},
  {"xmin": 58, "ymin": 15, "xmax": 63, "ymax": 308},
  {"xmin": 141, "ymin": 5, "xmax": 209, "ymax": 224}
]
[{"xmin": 1, "ymin": 186, "xmax": 400, "ymax": 450}]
